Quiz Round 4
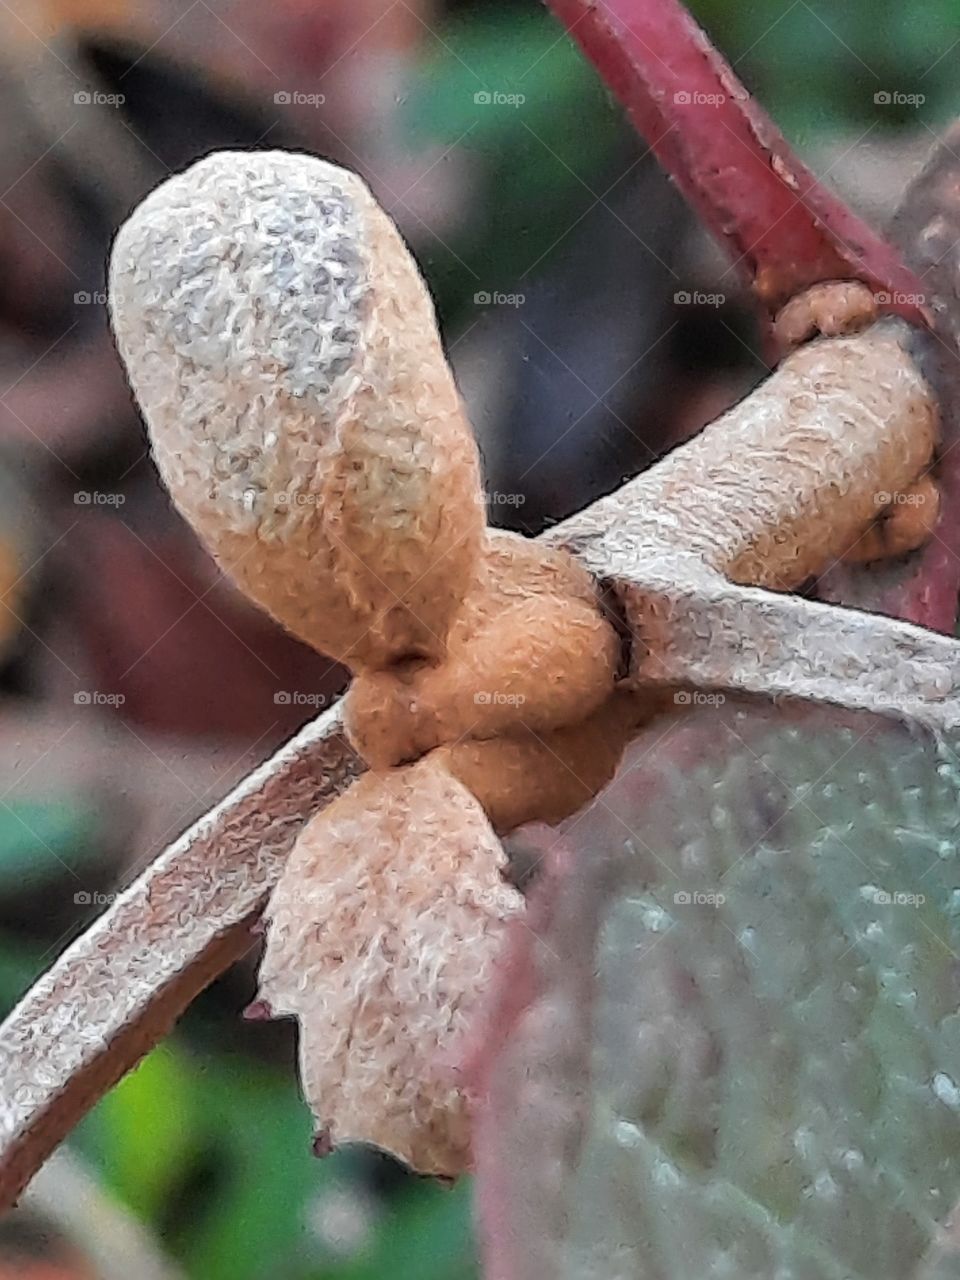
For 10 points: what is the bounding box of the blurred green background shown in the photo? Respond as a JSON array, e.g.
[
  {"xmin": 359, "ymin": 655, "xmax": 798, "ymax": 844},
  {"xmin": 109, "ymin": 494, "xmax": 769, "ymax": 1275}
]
[{"xmin": 0, "ymin": 0, "xmax": 958, "ymax": 1277}]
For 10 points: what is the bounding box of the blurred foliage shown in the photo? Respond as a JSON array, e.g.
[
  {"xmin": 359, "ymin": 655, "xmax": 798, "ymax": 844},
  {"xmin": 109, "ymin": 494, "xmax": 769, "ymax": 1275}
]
[
  {"xmin": 404, "ymin": 1, "xmax": 960, "ymax": 326},
  {"xmin": 0, "ymin": 798, "xmax": 102, "ymax": 895},
  {"xmin": 402, "ymin": 6, "xmax": 631, "ymax": 326},
  {"xmin": 690, "ymin": 0, "xmax": 960, "ymax": 137},
  {"xmin": 8, "ymin": 1014, "xmax": 477, "ymax": 1279},
  {"xmin": 5, "ymin": 1, "xmax": 960, "ymax": 1277},
  {"xmin": 0, "ymin": 846, "xmax": 476, "ymax": 1278}
]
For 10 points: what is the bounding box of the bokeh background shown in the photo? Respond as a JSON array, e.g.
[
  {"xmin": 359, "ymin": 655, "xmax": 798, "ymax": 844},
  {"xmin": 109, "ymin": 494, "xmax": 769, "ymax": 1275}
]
[{"xmin": 0, "ymin": 1, "xmax": 956, "ymax": 1275}]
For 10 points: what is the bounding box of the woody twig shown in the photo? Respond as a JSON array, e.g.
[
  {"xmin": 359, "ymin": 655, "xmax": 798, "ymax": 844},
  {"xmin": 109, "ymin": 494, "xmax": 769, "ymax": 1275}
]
[{"xmin": 4, "ymin": 0, "xmax": 960, "ymax": 1206}]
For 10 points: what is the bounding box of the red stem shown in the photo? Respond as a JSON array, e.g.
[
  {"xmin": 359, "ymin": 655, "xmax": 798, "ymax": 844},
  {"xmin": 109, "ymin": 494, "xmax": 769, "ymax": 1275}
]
[{"xmin": 544, "ymin": 0, "xmax": 930, "ymax": 327}]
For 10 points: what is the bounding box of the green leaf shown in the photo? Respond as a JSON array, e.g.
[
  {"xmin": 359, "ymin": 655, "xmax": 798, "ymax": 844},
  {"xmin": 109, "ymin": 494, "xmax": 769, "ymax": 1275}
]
[
  {"xmin": 74, "ymin": 1044, "xmax": 198, "ymax": 1221},
  {"xmin": 0, "ymin": 796, "xmax": 103, "ymax": 891},
  {"xmin": 476, "ymin": 700, "xmax": 960, "ymax": 1278},
  {"xmin": 324, "ymin": 1178, "xmax": 476, "ymax": 1280},
  {"xmin": 0, "ymin": 931, "xmax": 46, "ymax": 1013},
  {"xmin": 177, "ymin": 1061, "xmax": 337, "ymax": 1280}
]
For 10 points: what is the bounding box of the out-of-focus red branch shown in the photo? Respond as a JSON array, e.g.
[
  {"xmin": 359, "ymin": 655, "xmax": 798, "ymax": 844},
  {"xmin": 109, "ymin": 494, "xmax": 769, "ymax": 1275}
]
[{"xmin": 544, "ymin": 0, "xmax": 930, "ymax": 328}]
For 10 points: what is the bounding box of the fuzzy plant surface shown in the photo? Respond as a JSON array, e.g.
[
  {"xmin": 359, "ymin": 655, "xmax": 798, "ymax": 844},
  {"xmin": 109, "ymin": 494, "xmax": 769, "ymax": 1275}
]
[
  {"xmin": 10, "ymin": 0, "xmax": 960, "ymax": 1241},
  {"xmin": 475, "ymin": 697, "xmax": 960, "ymax": 1280}
]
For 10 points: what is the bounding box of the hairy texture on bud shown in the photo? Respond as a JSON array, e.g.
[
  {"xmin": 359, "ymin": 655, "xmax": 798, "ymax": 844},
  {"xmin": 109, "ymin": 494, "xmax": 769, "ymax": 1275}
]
[
  {"xmin": 109, "ymin": 150, "xmax": 485, "ymax": 669},
  {"xmin": 344, "ymin": 530, "xmax": 622, "ymax": 770},
  {"xmin": 258, "ymin": 756, "xmax": 522, "ymax": 1176},
  {"xmin": 109, "ymin": 148, "xmax": 631, "ymax": 1177}
]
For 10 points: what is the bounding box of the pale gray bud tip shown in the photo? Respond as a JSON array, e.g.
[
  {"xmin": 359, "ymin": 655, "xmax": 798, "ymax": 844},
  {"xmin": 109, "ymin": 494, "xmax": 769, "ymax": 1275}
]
[{"xmin": 109, "ymin": 150, "xmax": 373, "ymax": 414}]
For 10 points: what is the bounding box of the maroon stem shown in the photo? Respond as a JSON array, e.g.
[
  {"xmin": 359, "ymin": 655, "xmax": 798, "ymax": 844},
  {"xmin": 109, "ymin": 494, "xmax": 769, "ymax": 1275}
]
[{"xmin": 544, "ymin": 0, "xmax": 930, "ymax": 326}]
